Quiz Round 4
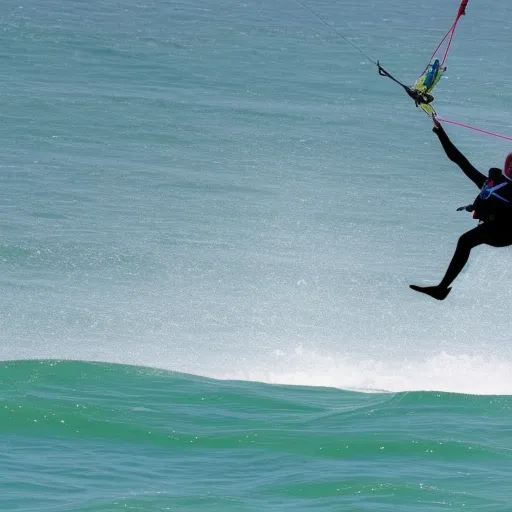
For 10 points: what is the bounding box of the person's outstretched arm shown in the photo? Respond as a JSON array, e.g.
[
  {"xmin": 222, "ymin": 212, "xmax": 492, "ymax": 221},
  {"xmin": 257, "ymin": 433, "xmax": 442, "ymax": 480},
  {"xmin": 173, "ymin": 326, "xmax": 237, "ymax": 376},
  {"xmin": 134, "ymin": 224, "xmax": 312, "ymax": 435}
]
[{"xmin": 433, "ymin": 118, "xmax": 486, "ymax": 189}]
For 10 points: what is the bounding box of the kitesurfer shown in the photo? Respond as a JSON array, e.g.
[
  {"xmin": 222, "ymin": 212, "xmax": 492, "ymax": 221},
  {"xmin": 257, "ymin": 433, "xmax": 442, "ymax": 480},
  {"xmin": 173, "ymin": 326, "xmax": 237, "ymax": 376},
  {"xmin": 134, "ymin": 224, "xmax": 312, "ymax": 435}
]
[{"xmin": 410, "ymin": 118, "xmax": 512, "ymax": 300}]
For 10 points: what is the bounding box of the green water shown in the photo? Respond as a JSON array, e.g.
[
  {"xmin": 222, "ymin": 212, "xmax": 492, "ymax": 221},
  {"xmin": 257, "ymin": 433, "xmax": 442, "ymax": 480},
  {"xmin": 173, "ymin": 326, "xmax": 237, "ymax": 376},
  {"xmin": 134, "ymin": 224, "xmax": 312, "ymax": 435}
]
[{"xmin": 2, "ymin": 360, "xmax": 511, "ymax": 511}]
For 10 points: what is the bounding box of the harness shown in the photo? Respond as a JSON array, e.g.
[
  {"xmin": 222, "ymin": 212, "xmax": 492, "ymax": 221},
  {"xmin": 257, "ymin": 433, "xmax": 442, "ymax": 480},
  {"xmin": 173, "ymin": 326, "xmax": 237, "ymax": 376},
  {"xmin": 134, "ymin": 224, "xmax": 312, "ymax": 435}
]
[
  {"xmin": 479, "ymin": 181, "xmax": 510, "ymax": 203},
  {"xmin": 457, "ymin": 181, "xmax": 511, "ymax": 220}
]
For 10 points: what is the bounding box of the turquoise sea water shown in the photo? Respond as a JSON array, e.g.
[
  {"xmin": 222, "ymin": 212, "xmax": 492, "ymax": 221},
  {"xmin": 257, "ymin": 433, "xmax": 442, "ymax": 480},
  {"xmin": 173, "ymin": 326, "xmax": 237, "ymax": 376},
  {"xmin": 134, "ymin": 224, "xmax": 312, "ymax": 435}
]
[
  {"xmin": 3, "ymin": 360, "xmax": 512, "ymax": 511},
  {"xmin": 2, "ymin": 0, "xmax": 512, "ymax": 509}
]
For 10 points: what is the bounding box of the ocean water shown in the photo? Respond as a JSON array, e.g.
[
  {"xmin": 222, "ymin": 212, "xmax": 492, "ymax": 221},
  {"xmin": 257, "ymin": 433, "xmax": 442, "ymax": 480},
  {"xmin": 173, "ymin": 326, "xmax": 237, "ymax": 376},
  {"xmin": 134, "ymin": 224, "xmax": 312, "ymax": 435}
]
[{"xmin": 1, "ymin": 0, "xmax": 512, "ymax": 509}]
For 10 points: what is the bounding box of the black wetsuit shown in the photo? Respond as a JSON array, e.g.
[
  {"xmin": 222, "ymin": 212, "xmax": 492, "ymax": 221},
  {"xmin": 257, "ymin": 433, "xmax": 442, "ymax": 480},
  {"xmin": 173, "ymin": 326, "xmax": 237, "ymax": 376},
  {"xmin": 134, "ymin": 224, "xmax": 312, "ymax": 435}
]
[{"xmin": 434, "ymin": 124, "xmax": 512, "ymax": 289}]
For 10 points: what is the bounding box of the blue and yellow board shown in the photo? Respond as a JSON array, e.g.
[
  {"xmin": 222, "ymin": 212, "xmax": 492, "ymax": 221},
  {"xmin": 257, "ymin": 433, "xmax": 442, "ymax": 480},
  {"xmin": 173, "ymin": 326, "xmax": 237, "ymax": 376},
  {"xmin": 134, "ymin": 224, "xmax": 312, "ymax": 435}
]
[{"xmin": 412, "ymin": 59, "xmax": 443, "ymax": 116}]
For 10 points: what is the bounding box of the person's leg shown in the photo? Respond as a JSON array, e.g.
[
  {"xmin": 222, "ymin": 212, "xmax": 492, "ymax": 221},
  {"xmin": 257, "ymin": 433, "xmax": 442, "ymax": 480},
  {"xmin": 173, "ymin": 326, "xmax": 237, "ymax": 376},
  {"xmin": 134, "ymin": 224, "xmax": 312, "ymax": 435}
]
[
  {"xmin": 410, "ymin": 225, "xmax": 487, "ymax": 300},
  {"xmin": 438, "ymin": 225, "xmax": 488, "ymax": 288}
]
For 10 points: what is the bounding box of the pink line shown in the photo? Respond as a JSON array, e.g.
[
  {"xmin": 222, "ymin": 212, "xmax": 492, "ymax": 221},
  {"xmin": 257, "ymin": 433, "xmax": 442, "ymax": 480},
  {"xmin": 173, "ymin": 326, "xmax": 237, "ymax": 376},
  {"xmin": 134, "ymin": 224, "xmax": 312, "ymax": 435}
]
[
  {"xmin": 426, "ymin": 12, "xmax": 461, "ymax": 69},
  {"xmin": 425, "ymin": 23, "xmax": 453, "ymax": 69},
  {"xmin": 441, "ymin": 19, "xmax": 458, "ymax": 66},
  {"xmin": 436, "ymin": 117, "xmax": 512, "ymax": 142}
]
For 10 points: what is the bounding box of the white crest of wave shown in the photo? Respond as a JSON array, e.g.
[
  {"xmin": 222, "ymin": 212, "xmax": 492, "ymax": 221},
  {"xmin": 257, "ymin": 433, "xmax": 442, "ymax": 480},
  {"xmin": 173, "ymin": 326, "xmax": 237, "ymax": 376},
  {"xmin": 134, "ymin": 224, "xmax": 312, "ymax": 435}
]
[{"xmin": 215, "ymin": 346, "xmax": 512, "ymax": 395}]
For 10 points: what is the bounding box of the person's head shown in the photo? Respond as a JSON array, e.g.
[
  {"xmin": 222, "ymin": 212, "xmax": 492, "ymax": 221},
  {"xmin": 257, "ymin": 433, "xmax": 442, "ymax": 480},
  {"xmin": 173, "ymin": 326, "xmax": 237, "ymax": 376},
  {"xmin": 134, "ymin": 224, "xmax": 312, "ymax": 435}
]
[
  {"xmin": 488, "ymin": 167, "xmax": 503, "ymax": 181},
  {"xmin": 504, "ymin": 153, "xmax": 512, "ymax": 181}
]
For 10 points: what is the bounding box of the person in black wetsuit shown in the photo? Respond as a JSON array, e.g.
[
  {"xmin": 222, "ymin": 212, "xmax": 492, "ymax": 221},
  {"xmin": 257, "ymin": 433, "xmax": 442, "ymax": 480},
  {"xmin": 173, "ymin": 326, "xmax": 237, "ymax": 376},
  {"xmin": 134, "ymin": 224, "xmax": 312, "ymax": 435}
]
[{"xmin": 410, "ymin": 118, "xmax": 512, "ymax": 300}]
